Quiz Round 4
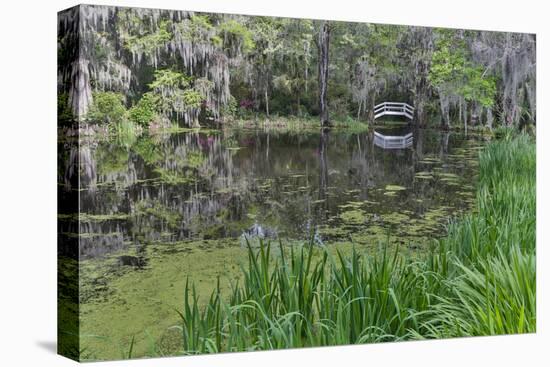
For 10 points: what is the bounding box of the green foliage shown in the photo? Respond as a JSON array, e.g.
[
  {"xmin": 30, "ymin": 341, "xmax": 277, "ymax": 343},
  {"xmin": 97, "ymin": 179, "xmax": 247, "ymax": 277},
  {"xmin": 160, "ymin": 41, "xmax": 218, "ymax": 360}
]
[
  {"xmin": 123, "ymin": 20, "xmax": 172, "ymax": 55},
  {"xmin": 57, "ymin": 93, "xmax": 74, "ymax": 123},
  {"xmin": 149, "ymin": 69, "xmax": 191, "ymax": 90},
  {"xmin": 174, "ymin": 14, "xmax": 222, "ymax": 47},
  {"xmin": 187, "ymin": 15, "xmax": 213, "ymax": 33},
  {"xmin": 459, "ymin": 66, "xmax": 496, "ymax": 107},
  {"xmin": 429, "ymin": 30, "xmax": 496, "ymax": 108},
  {"xmin": 440, "ymin": 134, "xmax": 535, "ymax": 266},
  {"xmin": 87, "ymin": 92, "xmax": 127, "ymax": 124},
  {"xmin": 128, "ymin": 92, "xmax": 159, "ymax": 127},
  {"xmin": 220, "ymin": 95, "xmax": 238, "ymax": 118},
  {"xmin": 429, "ymin": 44, "xmax": 464, "ymax": 86},
  {"xmin": 78, "ymin": 10, "xmax": 534, "ymax": 130},
  {"xmin": 109, "ymin": 119, "xmax": 138, "ymax": 148},
  {"xmin": 420, "ymin": 133, "xmax": 536, "ymax": 336},
  {"xmin": 147, "ymin": 69, "xmax": 205, "ymax": 120},
  {"xmin": 493, "ymin": 126, "xmax": 516, "ymax": 140},
  {"xmin": 423, "ymin": 247, "xmax": 535, "ymax": 337},
  {"xmin": 181, "ymin": 89, "xmax": 203, "ymax": 109},
  {"xmin": 219, "ymin": 19, "xmax": 255, "ymax": 53},
  {"xmin": 272, "ymin": 74, "xmax": 296, "ymax": 94},
  {"xmin": 93, "ymin": 41, "xmax": 109, "ymax": 63}
]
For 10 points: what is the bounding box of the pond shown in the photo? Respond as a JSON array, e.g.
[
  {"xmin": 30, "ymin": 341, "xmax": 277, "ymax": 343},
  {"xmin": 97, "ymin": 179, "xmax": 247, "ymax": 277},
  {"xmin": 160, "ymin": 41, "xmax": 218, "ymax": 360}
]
[{"xmin": 58, "ymin": 126, "xmax": 485, "ymax": 359}]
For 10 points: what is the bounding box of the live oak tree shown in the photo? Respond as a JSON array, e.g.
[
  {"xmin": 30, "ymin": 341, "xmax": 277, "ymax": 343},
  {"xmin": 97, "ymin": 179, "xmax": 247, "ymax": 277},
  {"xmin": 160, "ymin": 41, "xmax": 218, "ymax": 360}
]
[
  {"xmin": 429, "ymin": 29, "xmax": 496, "ymax": 130},
  {"xmin": 58, "ymin": 6, "xmax": 536, "ymax": 129}
]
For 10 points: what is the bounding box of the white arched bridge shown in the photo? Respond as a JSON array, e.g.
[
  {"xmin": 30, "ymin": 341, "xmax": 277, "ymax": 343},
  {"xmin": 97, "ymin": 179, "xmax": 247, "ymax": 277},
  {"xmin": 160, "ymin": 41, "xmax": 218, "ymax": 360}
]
[
  {"xmin": 374, "ymin": 102, "xmax": 414, "ymax": 120},
  {"xmin": 373, "ymin": 101, "xmax": 414, "ymax": 149}
]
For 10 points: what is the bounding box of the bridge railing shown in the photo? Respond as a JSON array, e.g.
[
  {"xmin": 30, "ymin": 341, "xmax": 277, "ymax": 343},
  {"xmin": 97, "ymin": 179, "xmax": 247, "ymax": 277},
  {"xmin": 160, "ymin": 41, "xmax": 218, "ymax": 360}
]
[
  {"xmin": 374, "ymin": 131, "xmax": 413, "ymax": 149},
  {"xmin": 374, "ymin": 102, "xmax": 414, "ymax": 120}
]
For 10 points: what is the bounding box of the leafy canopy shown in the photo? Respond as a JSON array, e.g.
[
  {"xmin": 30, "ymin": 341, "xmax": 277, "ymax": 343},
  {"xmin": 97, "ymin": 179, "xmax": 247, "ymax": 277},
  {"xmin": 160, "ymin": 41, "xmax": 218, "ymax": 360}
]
[{"xmin": 429, "ymin": 30, "xmax": 496, "ymax": 107}]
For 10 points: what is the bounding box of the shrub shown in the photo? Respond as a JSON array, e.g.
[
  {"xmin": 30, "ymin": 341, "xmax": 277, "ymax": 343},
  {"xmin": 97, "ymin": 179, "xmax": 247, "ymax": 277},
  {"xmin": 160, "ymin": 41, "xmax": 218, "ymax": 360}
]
[
  {"xmin": 58, "ymin": 93, "xmax": 74, "ymax": 124},
  {"xmin": 220, "ymin": 95, "xmax": 238, "ymax": 120},
  {"xmin": 87, "ymin": 92, "xmax": 127, "ymax": 124},
  {"xmin": 129, "ymin": 92, "xmax": 159, "ymax": 127}
]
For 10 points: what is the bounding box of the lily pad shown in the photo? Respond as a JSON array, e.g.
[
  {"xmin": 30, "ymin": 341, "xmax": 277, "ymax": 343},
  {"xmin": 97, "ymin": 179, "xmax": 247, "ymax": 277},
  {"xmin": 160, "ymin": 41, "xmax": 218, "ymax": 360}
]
[
  {"xmin": 338, "ymin": 201, "xmax": 364, "ymax": 209},
  {"xmin": 385, "ymin": 185, "xmax": 407, "ymax": 191},
  {"xmin": 339, "ymin": 209, "xmax": 366, "ymax": 225}
]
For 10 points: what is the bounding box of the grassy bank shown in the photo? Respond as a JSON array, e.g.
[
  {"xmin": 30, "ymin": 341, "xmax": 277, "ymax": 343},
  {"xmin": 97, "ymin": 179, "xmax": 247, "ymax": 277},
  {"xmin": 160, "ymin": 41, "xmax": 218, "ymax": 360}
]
[
  {"xmin": 227, "ymin": 115, "xmax": 371, "ymax": 132},
  {"xmin": 172, "ymin": 133, "xmax": 535, "ymax": 354}
]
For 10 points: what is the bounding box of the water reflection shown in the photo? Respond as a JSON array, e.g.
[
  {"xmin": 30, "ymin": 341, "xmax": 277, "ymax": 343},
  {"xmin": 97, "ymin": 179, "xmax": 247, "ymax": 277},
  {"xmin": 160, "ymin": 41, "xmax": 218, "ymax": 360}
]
[{"xmin": 59, "ymin": 127, "xmax": 483, "ymax": 259}]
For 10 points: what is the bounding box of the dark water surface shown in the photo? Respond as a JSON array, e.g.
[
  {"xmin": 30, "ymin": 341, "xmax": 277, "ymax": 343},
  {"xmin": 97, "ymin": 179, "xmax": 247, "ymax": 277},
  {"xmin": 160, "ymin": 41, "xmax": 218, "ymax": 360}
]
[{"xmin": 65, "ymin": 127, "xmax": 482, "ymax": 257}]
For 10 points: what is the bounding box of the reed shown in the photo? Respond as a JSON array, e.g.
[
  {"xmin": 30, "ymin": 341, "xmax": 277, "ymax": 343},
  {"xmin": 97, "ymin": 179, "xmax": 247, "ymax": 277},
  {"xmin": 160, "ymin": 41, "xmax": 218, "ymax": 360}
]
[{"xmin": 417, "ymin": 133, "xmax": 536, "ymax": 337}]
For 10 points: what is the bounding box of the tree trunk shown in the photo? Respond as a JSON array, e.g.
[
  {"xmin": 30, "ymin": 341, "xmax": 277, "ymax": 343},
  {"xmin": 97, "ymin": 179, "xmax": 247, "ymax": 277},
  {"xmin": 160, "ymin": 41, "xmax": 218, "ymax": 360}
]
[
  {"xmin": 413, "ymin": 59, "xmax": 430, "ymax": 127},
  {"xmin": 412, "ymin": 28, "xmax": 434, "ymax": 128},
  {"xmin": 265, "ymin": 89, "xmax": 270, "ymax": 117},
  {"xmin": 460, "ymin": 101, "xmax": 467, "ymax": 134},
  {"xmin": 318, "ymin": 21, "xmax": 330, "ymax": 126},
  {"xmin": 486, "ymin": 107, "xmax": 493, "ymax": 130},
  {"xmin": 368, "ymin": 93, "xmax": 376, "ymax": 122},
  {"xmin": 439, "ymin": 95, "xmax": 451, "ymax": 130}
]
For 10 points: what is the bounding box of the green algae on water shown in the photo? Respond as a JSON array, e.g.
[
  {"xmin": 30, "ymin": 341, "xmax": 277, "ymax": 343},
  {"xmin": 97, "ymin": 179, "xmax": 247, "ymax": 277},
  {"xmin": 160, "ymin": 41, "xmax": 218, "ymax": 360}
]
[{"xmin": 339, "ymin": 209, "xmax": 366, "ymax": 225}]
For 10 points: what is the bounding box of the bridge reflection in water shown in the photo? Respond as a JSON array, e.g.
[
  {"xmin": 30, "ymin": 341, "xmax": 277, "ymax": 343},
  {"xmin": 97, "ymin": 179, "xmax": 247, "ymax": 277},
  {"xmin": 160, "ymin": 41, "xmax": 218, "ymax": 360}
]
[{"xmin": 374, "ymin": 131, "xmax": 413, "ymax": 149}]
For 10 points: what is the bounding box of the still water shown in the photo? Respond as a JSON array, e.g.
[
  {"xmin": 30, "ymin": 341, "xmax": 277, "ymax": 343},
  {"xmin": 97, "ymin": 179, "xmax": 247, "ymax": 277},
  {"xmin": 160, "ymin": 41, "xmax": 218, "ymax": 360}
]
[{"xmin": 67, "ymin": 127, "xmax": 482, "ymax": 256}]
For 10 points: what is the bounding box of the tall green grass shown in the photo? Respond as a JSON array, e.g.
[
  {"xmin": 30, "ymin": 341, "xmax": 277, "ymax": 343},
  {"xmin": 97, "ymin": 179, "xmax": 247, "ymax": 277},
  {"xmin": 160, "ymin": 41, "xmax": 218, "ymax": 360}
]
[
  {"xmin": 418, "ymin": 133, "xmax": 536, "ymax": 337},
  {"xmin": 175, "ymin": 133, "xmax": 535, "ymax": 354},
  {"xmin": 442, "ymin": 134, "xmax": 535, "ymax": 265},
  {"xmin": 419, "ymin": 246, "xmax": 535, "ymax": 338}
]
